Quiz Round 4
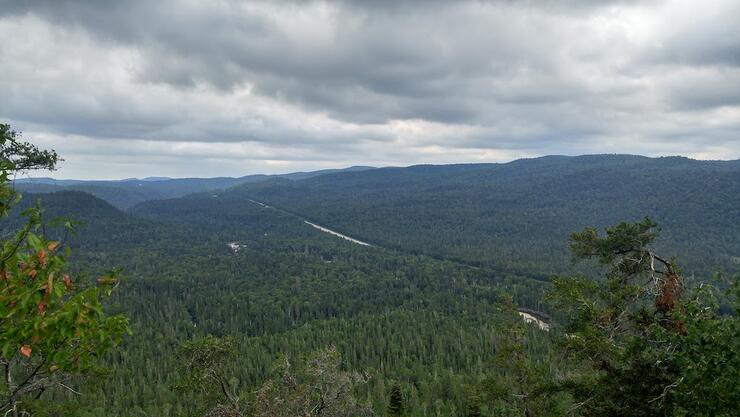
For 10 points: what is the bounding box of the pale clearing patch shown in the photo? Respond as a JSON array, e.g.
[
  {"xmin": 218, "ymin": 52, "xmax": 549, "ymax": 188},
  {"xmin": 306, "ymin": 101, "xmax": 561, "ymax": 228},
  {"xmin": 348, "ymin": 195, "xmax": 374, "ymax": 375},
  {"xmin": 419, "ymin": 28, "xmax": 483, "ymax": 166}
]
[
  {"xmin": 519, "ymin": 311, "xmax": 550, "ymax": 331},
  {"xmin": 227, "ymin": 242, "xmax": 244, "ymax": 253}
]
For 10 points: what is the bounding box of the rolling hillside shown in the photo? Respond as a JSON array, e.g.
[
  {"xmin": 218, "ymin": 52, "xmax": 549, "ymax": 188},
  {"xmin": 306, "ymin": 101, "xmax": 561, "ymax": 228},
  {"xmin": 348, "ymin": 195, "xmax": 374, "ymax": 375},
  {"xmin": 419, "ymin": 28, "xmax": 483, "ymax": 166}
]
[
  {"xmin": 138, "ymin": 155, "xmax": 739, "ymax": 278},
  {"xmin": 6, "ymin": 155, "xmax": 739, "ymax": 415}
]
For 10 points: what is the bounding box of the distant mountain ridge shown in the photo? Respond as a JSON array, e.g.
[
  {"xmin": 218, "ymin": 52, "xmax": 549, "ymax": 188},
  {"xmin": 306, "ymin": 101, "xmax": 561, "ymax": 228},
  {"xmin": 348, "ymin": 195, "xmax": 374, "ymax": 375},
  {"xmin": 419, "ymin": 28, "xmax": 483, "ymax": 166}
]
[
  {"xmin": 14, "ymin": 165, "xmax": 376, "ymax": 185},
  {"xmin": 14, "ymin": 166, "xmax": 376, "ymax": 209}
]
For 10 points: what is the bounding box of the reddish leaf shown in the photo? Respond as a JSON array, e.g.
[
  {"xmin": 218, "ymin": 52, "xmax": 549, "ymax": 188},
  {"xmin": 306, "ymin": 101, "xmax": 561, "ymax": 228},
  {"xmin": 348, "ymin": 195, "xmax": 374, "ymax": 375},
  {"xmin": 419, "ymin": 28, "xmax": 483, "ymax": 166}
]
[
  {"xmin": 20, "ymin": 345, "xmax": 32, "ymax": 357},
  {"xmin": 38, "ymin": 249, "xmax": 47, "ymax": 267},
  {"xmin": 37, "ymin": 301, "xmax": 47, "ymax": 314},
  {"xmin": 63, "ymin": 274, "xmax": 73, "ymax": 291},
  {"xmin": 46, "ymin": 272, "xmax": 54, "ymax": 295}
]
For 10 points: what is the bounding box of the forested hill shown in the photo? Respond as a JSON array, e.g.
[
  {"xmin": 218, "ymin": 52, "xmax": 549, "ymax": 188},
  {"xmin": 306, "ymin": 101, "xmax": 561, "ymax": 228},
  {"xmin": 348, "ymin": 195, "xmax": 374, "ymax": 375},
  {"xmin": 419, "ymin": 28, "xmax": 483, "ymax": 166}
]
[
  {"xmin": 5, "ymin": 188, "xmax": 550, "ymax": 416},
  {"xmin": 14, "ymin": 166, "xmax": 375, "ymax": 209},
  {"xmin": 4, "ymin": 157, "xmax": 739, "ymax": 416},
  {"xmin": 139, "ymin": 154, "xmax": 738, "ymax": 278},
  {"xmin": 1, "ymin": 191, "xmax": 183, "ymax": 254}
]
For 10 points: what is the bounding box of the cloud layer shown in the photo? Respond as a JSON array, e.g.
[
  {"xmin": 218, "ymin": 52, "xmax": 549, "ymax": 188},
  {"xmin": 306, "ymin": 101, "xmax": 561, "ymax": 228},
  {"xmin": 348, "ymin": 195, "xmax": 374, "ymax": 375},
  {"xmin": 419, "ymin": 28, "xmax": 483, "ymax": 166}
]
[{"xmin": 1, "ymin": 0, "xmax": 738, "ymax": 178}]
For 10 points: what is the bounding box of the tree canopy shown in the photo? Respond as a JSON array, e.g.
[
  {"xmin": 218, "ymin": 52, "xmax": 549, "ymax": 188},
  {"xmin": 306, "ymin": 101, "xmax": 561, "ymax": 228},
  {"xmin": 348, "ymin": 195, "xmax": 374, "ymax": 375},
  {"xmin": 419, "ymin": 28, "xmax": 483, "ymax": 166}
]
[{"xmin": 0, "ymin": 125, "xmax": 128, "ymax": 417}]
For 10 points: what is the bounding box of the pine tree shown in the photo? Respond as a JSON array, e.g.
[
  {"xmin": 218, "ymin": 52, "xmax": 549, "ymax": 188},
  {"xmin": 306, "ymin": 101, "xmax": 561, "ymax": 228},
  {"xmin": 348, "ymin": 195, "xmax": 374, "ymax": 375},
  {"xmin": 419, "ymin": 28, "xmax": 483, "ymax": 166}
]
[
  {"xmin": 387, "ymin": 382, "xmax": 404, "ymax": 416},
  {"xmin": 548, "ymin": 218, "xmax": 740, "ymax": 416}
]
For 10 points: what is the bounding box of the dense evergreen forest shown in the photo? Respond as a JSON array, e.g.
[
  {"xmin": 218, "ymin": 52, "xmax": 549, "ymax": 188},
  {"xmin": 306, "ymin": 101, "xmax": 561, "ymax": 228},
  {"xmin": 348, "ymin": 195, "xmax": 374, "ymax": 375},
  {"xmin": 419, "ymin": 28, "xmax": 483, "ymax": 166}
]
[
  {"xmin": 134, "ymin": 155, "xmax": 740, "ymax": 278},
  {"xmin": 2, "ymin": 132, "xmax": 738, "ymax": 417},
  {"xmin": 10, "ymin": 191, "xmax": 551, "ymax": 416}
]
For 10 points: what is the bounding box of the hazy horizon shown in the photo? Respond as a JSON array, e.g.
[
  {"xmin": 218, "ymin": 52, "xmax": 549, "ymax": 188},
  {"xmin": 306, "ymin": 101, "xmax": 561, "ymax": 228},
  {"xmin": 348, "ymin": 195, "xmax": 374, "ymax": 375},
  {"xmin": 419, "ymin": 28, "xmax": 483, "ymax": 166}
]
[{"xmin": 14, "ymin": 153, "xmax": 740, "ymax": 182}]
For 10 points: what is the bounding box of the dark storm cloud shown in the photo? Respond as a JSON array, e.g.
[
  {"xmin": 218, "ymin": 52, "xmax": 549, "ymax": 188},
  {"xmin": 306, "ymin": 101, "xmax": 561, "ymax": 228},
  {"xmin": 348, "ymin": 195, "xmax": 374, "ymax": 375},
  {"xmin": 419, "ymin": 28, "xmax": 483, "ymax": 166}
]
[
  {"xmin": 0, "ymin": 0, "xmax": 738, "ymax": 179},
  {"xmin": 0, "ymin": 0, "xmax": 595, "ymax": 122}
]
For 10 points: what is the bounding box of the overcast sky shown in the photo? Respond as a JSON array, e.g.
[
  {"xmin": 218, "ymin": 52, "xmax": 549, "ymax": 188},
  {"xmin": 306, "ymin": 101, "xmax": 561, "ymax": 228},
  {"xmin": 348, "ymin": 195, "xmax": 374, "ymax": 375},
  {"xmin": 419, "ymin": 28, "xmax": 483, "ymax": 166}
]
[{"xmin": 1, "ymin": 0, "xmax": 739, "ymax": 179}]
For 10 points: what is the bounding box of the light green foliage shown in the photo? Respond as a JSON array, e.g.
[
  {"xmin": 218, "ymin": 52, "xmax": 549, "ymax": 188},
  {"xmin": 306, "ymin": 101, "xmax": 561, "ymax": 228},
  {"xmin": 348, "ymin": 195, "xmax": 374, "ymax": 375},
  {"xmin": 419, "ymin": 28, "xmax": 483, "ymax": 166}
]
[
  {"xmin": 0, "ymin": 124, "xmax": 128, "ymax": 416},
  {"xmin": 252, "ymin": 346, "xmax": 375, "ymax": 417},
  {"xmin": 178, "ymin": 340, "xmax": 375, "ymax": 417},
  {"xmin": 176, "ymin": 336, "xmax": 243, "ymax": 417}
]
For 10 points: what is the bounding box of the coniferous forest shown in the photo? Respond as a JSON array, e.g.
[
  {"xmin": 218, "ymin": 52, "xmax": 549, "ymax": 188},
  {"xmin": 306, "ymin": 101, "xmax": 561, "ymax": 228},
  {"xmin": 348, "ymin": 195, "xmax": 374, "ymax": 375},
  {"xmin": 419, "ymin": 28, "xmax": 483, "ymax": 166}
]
[{"xmin": 1, "ymin": 125, "xmax": 738, "ymax": 416}]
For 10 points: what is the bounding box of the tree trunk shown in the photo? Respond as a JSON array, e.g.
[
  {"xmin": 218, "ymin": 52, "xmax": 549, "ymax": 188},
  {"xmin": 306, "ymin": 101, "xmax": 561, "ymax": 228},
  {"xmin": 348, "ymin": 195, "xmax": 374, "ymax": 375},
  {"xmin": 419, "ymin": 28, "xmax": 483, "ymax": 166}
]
[{"xmin": 5, "ymin": 361, "xmax": 18, "ymax": 417}]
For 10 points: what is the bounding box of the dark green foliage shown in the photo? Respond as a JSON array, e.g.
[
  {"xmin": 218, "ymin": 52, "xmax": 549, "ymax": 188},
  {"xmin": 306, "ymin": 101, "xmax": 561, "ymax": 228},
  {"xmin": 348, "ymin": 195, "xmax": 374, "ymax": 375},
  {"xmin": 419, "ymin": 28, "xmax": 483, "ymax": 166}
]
[
  {"xmin": 547, "ymin": 220, "xmax": 740, "ymax": 417},
  {"xmin": 214, "ymin": 155, "xmax": 740, "ymax": 278},
  {"xmin": 5, "ymin": 137, "xmax": 737, "ymax": 417},
  {"xmin": 569, "ymin": 217, "xmax": 659, "ymax": 269},
  {"xmin": 13, "ymin": 187, "xmax": 549, "ymax": 416},
  {"xmin": 0, "ymin": 124, "xmax": 59, "ymax": 174},
  {"xmin": 17, "ymin": 184, "xmax": 736, "ymax": 416},
  {"xmin": 1, "ymin": 124, "xmax": 59, "ymax": 216},
  {"xmin": 387, "ymin": 382, "xmax": 404, "ymax": 416},
  {"xmin": 668, "ymin": 280, "xmax": 740, "ymax": 416}
]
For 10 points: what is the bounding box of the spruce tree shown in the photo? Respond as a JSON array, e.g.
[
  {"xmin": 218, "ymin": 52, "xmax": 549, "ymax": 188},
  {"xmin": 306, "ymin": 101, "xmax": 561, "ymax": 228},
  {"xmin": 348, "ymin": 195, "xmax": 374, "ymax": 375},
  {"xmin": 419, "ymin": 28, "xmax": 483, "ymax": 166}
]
[{"xmin": 387, "ymin": 382, "xmax": 404, "ymax": 416}]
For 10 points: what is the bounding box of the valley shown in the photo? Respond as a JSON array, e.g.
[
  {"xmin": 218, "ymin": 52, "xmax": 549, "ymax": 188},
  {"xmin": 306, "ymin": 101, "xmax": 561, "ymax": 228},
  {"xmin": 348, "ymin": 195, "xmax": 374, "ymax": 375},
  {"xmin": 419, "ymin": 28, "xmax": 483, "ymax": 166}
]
[{"xmin": 3, "ymin": 155, "xmax": 739, "ymax": 417}]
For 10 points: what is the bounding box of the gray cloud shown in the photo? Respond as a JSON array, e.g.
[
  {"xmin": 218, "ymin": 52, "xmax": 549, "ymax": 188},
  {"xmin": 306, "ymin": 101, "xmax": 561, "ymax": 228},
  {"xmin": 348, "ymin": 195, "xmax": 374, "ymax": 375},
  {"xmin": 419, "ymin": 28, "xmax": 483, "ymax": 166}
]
[{"xmin": 0, "ymin": 0, "xmax": 739, "ymax": 179}]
